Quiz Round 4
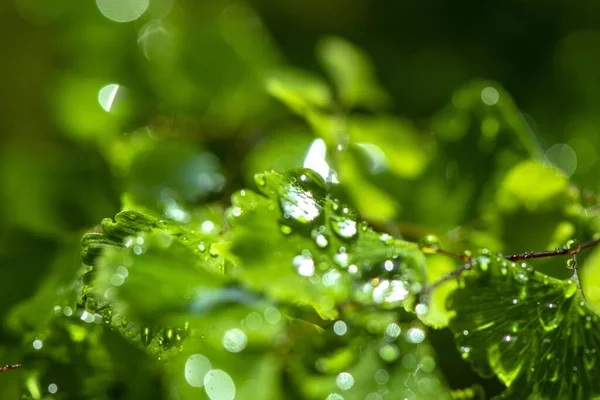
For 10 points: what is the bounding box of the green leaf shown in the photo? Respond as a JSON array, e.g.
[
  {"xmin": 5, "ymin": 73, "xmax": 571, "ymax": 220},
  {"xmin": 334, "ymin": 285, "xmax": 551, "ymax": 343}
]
[
  {"xmin": 497, "ymin": 160, "xmax": 569, "ymax": 212},
  {"xmin": 287, "ymin": 311, "xmax": 452, "ymax": 400},
  {"xmin": 347, "ymin": 115, "xmax": 428, "ymax": 179},
  {"xmin": 337, "ymin": 151, "xmax": 399, "ymax": 221},
  {"xmin": 447, "ymin": 255, "xmax": 600, "ymax": 399},
  {"xmin": 265, "ymin": 68, "xmax": 332, "ymax": 114},
  {"xmin": 80, "ymin": 208, "xmax": 229, "ymax": 357},
  {"xmin": 431, "ymin": 79, "xmax": 543, "ymax": 160},
  {"xmin": 226, "ymin": 169, "xmax": 427, "ymax": 319},
  {"xmin": 317, "ymin": 36, "xmax": 391, "ymax": 110}
]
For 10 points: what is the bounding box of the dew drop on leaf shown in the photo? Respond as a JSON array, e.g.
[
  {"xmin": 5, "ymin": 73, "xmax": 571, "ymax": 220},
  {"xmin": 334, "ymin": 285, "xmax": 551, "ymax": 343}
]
[
  {"xmin": 279, "ymin": 224, "xmax": 292, "ymax": 235},
  {"xmin": 141, "ymin": 326, "xmax": 152, "ymax": 345},
  {"xmin": 293, "ymin": 253, "xmax": 315, "ymax": 277},
  {"xmin": 278, "ymin": 169, "xmax": 325, "ymax": 225},
  {"xmin": 419, "ymin": 235, "xmax": 441, "ymax": 253},
  {"xmin": 254, "ymin": 173, "xmax": 266, "ymax": 187},
  {"xmin": 330, "ymin": 205, "xmax": 359, "ymax": 240}
]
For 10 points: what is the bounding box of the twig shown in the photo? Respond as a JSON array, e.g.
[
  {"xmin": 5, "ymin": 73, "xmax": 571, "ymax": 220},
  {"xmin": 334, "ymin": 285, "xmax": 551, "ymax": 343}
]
[
  {"xmin": 503, "ymin": 237, "xmax": 600, "ymax": 262},
  {"xmin": 419, "ymin": 236, "xmax": 600, "ymax": 302},
  {"xmin": 0, "ymin": 364, "xmax": 21, "ymax": 373}
]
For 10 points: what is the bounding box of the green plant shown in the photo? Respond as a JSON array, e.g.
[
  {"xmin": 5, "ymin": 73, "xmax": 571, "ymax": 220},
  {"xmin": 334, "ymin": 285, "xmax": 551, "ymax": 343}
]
[{"xmin": 3, "ymin": 24, "xmax": 600, "ymax": 400}]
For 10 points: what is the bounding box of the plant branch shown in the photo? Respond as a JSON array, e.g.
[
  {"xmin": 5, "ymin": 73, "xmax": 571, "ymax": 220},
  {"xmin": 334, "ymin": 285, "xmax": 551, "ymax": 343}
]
[
  {"xmin": 0, "ymin": 364, "xmax": 21, "ymax": 373},
  {"xmin": 503, "ymin": 236, "xmax": 600, "ymax": 262},
  {"xmin": 418, "ymin": 236, "xmax": 600, "ymax": 303}
]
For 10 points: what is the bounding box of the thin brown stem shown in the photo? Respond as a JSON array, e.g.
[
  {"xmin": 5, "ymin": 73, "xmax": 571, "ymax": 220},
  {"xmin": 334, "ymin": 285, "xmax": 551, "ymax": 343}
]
[
  {"xmin": 0, "ymin": 364, "xmax": 21, "ymax": 373},
  {"xmin": 503, "ymin": 237, "xmax": 600, "ymax": 262},
  {"xmin": 419, "ymin": 236, "xmax": 600, "ymax": 303}
]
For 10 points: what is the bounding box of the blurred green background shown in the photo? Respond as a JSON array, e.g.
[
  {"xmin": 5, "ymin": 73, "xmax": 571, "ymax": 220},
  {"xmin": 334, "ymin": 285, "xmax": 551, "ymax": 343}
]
[{"xmin": 2, "ymin": 0, "xmax": 600, "ymax": 399}]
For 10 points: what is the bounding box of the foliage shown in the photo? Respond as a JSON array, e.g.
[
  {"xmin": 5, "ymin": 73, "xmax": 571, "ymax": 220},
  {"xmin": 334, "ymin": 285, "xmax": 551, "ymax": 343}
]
[{"xmin": 2, "ymin": 2, "xmax": 600, "ymax": 400}]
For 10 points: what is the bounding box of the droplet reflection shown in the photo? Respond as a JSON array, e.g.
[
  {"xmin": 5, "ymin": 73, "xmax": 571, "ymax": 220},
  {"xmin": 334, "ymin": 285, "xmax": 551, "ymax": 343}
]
[
  {"xmin": 222, "ymin": 329, "xmax": 247, "ymax": 353},
  {"xmin": 204, "ymin": 369, "xmax": 236, "ymax": 400},
  {"xmin": 47, "ymin": 383, "xmax": 58, "ymax": 394},
  {"xmin": 96, "ymin": 0, "xmax": 149, "ymax": 23},
  {"xmin": 98, "ymin": 84, "xmax": 120, "ymax": 112},
  {"xmin": 184, "ymin": 354, "xmax": 212, "ymax": 388},
  {"xmin": 336, "ymin": 372, "xmax": 355, "ymax": 391}
]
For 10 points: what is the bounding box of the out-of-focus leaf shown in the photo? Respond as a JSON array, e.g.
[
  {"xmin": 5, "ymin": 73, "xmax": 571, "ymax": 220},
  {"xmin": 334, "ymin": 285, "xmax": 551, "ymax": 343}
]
[
  {"xmin": 317, "ymin": 36, "xmax": 391, "ymax": 110},
  {"xmin": 497, "ymin": 161, "xmax": 569, "ymax": 211},
  {"xmin": 244, "ymin": 130, "xmax": 316, "ymax": 186},
  {"xmin": 416, "ymin": 255, "xmax": 459, "ymax": 329},
  {"xmin": 265, "ymin": 68, "xmax": 332, "ymax": 114},
  {"xmin": 447, "ymin": 255, "xmax": 600, "ymax": 399},
  {"xmin": 0, "ymin": 140, "xmax": 117, "ymax": 238},
  {"xmin": 126, "ymin": 141, "xmax": 225, "ymax": 217},
  {"xmin": 347, "ymin": 115, "xmax": 428, "ymax": 179},
  {"xmin": 337, "ymin": 151, "xmax": 399, "ymax": 222},
  {"xmin": 431, "ymin": 80, "xmax": 542, "ymax": 160}
]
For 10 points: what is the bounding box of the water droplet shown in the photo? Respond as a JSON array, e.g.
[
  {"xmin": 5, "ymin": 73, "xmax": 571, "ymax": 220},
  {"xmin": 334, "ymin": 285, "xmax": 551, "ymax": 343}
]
[
  {"xmin": 185, "ymin": 354, "xmax": 212, "ymax": 387},
  {"xmin": 567, "ymin": 258, "xmax": 577, "ymax": 269},
  {"xmin": 379, "ymin": 233, "xmax": 393, "ymax": 244},
  {"xmin": 222, "ymin": 329, "xmax": 247, "ymax": 353},
  {"xmin": 315, "ymin": 234, "xmax": 329, "ymax": 248},
  {"xmin": 32, "ymin": 339, "xmax": 43, "ymax": 350},
  {"xmin": 415, "ymin": 303, "xmax": 429, "ymax": 315},
  {"xmin": 293, "ymin": 253, "xmax": 315, "ymax": 277},
  {"xmin": 141, "ymin": 326, "xmax": 152, "ymax": 345},
  {"xmin": 330, "ymin": 205, "xmax": 359, "ymax": 240},
  {"xmin": 405, "ymin": 327, "xmax": 426, "ymax": 343},
  {"xmin": 460, "ymin": 346, "xmax": 471, "ymax": 359},
  {"xmin": 374, "ymin": 369, "xmax": 389, "ymax": 385},
  {"xmin": 254, "ymin": 173, "xmax": 266, "ymax": 187},
  {"xmin": 333, "ymin": 320, "xmax": 348, "ymax": 336},
  {"xmin": 336, "ymin": 372, "xmax": 355, "ymax": 391},
  {"xmin": 384, "ymin": 322, "xmax": 401, "ymax": 340},
  {"xmin": 279, "ymin": 169, "xmax": 325, "ymax": 225},
  {"xmin": 161, "ymin": 328, "xmax": 176, "ymax": 348},
  {"xmin": 279, "ymin": 224, "xmax": 292, "ymax": 235},
  {"xmin": 244, "ymin": 312, "xmax": 263, "ymax": 331},
  {"xmin": 566, "ymin": 239, "xmax": 578, "ymax": 250},
  {"xmin": 514, "ymin": 271, "xmax": 529, "ymax": 284},
  {"xmin": 419, "ymin": 235, "xmax": 440, "ymax": 253},
  {"xmin": 326, "ymin": 394, "xmax": 344, "ymax": 400},
  {"xmin": 209, "ymin": 245, "xmax": 219, "ymax": 258},
  {"xmin": 198, "ymin": 242, "xmax": 206, "ymax": 252},
  {"xmin": 322, "ymin": 269, "xmax": 342, "ymax": 286},
  {"xmin": 204, "ymin": 369, "xmax": 236, "ymax": 400},
  {"xmin": 201, "ymin": 220, "xmax": 216, "ymax": 232},
  {"xmin": 333, "ymin": 249, "xmax": 349, "ymax": 268},
  {"xmin": 481, "ymin": 86, "xmax": 499, "ymax": 105},
  {"xmin": 503, "ymin": 334, "xmax": 515, "ymax": 343},
  {"xmin": 47, "ymin": 383, "xmax": 58, "ymax": 394},
  {"xmin": 372, "ymin": 279, "xmax": 409, "ymax": 304},
  {"xmin": 379, "ymin": 343, "xmax": 400, "ymax": 362},
  {"xmin": 264, "ymin": 307, "xmax": 281, "ymax": 324}
]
